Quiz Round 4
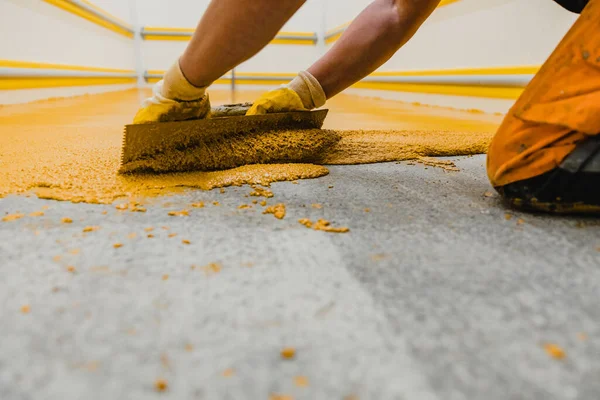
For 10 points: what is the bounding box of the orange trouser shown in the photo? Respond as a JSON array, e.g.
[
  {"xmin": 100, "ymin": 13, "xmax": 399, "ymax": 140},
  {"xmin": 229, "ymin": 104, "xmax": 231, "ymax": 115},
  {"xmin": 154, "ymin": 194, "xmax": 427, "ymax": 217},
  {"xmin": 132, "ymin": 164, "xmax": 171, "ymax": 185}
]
[{"xmin": 487, "ymin": 0, "xmax": 600, "ymax": 187}]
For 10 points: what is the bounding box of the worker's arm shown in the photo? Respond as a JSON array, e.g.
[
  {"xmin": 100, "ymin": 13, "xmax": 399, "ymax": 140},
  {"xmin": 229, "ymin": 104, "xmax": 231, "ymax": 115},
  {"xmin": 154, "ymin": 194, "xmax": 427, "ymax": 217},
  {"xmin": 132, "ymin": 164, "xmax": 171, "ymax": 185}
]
[
  {"xmin": 179, "ymin": 0, "xmax": 306, "ymax": 87},
  {"xmin": 310, "ymin": 0, "xmax": 441, "ymax": 98},
  {"xmin": 134, "ymin": 0, "xmax": 306, "ymax": 124},
  {"xmin": 247, "ymin": 0, "xmax": 441, "ymax": 115}
]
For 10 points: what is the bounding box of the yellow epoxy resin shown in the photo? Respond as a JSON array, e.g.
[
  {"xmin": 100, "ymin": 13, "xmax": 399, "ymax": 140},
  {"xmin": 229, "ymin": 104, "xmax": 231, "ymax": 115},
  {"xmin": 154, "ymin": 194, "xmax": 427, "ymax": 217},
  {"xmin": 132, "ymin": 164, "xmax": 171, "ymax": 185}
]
[{"xmin": 0, "ymin": 89, "xmax": 501, "ymax": 204}]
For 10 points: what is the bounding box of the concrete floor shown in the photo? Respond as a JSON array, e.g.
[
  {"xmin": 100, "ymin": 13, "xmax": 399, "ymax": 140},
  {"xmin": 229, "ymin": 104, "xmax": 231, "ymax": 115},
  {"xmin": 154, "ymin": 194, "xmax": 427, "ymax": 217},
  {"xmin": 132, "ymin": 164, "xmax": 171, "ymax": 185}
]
[{"xmin": 1, "ymin": 155, "xmax": 599, "ymax": 400}]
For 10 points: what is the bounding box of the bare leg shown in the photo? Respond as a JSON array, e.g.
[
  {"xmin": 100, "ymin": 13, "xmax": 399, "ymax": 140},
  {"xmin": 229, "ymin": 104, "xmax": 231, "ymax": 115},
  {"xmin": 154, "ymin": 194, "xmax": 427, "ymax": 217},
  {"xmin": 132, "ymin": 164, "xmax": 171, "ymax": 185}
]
[
  {"xmin": 308, "ymin": 0, "xmax": 440, "ymax": 98},
  {"xmin": 180, "ymin": 0, "xmax": 306, "ymax": 87}
]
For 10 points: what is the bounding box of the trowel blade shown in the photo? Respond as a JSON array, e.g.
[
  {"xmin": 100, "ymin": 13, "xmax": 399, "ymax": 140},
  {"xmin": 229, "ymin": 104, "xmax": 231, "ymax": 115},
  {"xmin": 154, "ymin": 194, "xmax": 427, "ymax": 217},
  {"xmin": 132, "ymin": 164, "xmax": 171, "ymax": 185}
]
[{"xmin": 121, "ymin": 104, "xmax": 328, "ymax": 168}]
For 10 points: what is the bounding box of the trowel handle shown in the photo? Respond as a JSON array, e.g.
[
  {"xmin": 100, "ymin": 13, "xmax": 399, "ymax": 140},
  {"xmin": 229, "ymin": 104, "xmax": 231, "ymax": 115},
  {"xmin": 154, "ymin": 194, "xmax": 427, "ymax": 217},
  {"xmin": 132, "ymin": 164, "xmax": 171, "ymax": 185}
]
[{"xmin": 211, "ymin": 103, "xmax": 253, "ymax": 117}]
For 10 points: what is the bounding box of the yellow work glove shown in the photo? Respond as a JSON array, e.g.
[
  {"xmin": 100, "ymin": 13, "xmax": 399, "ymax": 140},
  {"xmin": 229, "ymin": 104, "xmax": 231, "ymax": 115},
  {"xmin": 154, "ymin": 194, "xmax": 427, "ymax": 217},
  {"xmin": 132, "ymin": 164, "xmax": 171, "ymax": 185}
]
[
  {"xmin": 246, "ymin": 70, "xmax": 326, "ymax": 116},
  {"xmin": 133, "ymin": 61, "xmax": 210, "ymax": 124}
]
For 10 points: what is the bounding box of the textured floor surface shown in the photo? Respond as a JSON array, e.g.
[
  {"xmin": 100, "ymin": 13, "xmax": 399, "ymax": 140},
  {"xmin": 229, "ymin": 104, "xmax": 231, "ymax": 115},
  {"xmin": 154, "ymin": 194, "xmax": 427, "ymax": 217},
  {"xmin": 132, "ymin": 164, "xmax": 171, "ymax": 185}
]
[{"xmin": 1, "ymin": 156, "xmax": 600, "ymax": 400}]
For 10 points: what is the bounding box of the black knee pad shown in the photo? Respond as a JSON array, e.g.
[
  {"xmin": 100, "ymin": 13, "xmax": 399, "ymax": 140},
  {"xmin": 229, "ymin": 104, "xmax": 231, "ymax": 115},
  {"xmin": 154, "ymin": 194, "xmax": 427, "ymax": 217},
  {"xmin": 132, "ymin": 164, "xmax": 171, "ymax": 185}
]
[
  {"xmin": 553, "ymin": 0, "xmax": 589, "ymax": 13},
  {"xmin": 496, "ymin": 135, "xmax": 600, "ymax": 214}
]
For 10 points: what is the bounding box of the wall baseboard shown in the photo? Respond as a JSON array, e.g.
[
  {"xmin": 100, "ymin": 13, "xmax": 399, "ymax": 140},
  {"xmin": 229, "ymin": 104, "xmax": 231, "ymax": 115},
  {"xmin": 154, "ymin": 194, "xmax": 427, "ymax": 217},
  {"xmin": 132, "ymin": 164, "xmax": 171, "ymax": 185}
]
[
  {"xmin": 0, "ymin": 60, "xmax": 137, "ymax": 90},
  {"xmin": 145, "ymin": 66, "xmax": 537, "ymax": 100}
]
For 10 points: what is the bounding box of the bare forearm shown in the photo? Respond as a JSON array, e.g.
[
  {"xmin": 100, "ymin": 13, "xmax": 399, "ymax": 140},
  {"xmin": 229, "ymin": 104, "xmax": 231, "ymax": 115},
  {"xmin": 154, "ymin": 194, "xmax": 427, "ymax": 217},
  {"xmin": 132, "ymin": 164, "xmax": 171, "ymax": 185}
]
[
  {"xmin": 180, "ymin": 0, "xmax": 305, "ymax": 87},
  {"xmin": 308, "ymin": 0, "xmax": 440, "ymax": 98}
]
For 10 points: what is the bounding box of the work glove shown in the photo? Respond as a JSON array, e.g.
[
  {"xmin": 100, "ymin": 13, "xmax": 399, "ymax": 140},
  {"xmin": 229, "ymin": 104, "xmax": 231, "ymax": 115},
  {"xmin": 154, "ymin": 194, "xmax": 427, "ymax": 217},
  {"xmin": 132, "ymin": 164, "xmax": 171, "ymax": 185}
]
[
  {"xmin": 246, "ymin": 70, "xmax": 326, "ymax": 116},
  {"xmin": 133, "ymin": 61, "xmax": 210, "ymax": 124}
]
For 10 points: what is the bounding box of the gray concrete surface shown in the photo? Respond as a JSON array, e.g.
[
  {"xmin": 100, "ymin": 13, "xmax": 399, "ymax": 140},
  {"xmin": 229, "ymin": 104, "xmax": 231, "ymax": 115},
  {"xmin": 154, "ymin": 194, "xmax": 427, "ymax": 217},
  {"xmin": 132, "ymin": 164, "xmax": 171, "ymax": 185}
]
[{"xmin": 1, "ymin": 155, "xmax": 599, "ymax": 400}]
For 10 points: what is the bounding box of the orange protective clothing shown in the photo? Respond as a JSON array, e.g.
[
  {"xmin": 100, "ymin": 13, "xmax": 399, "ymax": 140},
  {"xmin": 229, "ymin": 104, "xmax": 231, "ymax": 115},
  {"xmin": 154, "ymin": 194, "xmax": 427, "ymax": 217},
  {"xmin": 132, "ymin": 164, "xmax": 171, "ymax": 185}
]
[{"xmin": 487, "ymin": 0, "xmax": 600, "ymax": 187}]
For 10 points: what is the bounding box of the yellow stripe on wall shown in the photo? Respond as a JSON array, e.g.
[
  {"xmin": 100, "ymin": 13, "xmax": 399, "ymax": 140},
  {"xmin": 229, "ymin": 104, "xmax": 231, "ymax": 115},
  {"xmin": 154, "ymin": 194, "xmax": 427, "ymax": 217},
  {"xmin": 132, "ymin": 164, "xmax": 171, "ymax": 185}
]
[
  {"xmin": 143, "ymin": 26, "xmax": 195, "ymax": 33},
  {"xmin": 146, "ymin": 71, "xmax": 295, "ymax": 85},
  {"xmin": 351, "ymin": 82, "xmax": 524, "ymax": 100},
  {"xmin": 146, "ymin": 66, "xmax": 533, "ymax": 99},
  {"xmin": 147, "ymin": 67, "xmax": 535, "ymax": 79},
  {"xmin": 142, "ymin": 27, "xmax": 317, "ymax": 45},
  {"xmin": 438, "ymin": 0, "xmax": 461, "ymax": 6},
  {"xmin": 1, "ymin": 60, "xmax": 137, "ymax": 90},
  {"xmin": 0, "ymin": 60, "xmax": 135, "ymax": 74},
  {"xmin": 278, "ymin": 31, "xmax": 317, "ymax": 37},
  {"xmin": 0, "ymin": 77, "xmax": 137, "ymax": 90},
  {"xmin": 232, "ymin": 72, "xmax": 296, "ymax": 78},
  {"xmin": 370, "ymin": 66, "xmax": 540, "ymax": 77},
  {"xmin": 270, "ymin": 39, "xmax": 315, "ymax": 46},
  {"xmin": 79, "ymin": 0, "xmax": 131, "ymax": 28},
  {"xmin": 43, "ymin": 0, "xmax": 134, "ymax": 38},
  {"xmin": 357, "ymin": 65, "xmax": 535, "ymax": 99},
  {"xmin": 146, "ymin": 77, "xmax": 292, "ymax": 85},
  {"xmin": 142, "ymin": 35, "xmax": 316, "ymax": 45},
  {"xmin": 142, "ymin": 35, "xmax": 190, "ymax": 42},
  {"xmin": 324, "ymin": 33, "xmax": 344, "ymax": 45},
  {"xmin": 104, "ymin": 77, "xmax": 527, "ymax": 99},
  {"xmin": 143, "ymin": 27, "xmax": 317, "ymax": 37}
]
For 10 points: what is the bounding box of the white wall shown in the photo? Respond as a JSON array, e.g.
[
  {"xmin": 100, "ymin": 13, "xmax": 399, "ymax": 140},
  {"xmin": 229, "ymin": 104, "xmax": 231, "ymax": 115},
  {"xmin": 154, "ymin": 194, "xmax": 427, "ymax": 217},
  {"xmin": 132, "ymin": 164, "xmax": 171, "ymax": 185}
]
[
  {"xmin": 135, "ymin": 0, "xmax": 210, "ymax": 28},
  {"xmin": 88, "ymin": 0, "xmax": 133, "ymax": 24},
  {"xmin": 138, "ymin": 0, "xmax": 323, "ymax": 74},
  {"xmin": 0, "ymin": 0, "xmax": 137, "ymax": 104},
  {"xmin": 325, "ymin": 0, "xmax": 577, "ymax": 70},
  {"xmin": 238, "ymin": 45, "xmax": 321, "ymax": 74},
  {"xmin": 324, "ymin": 0, "xmax": 578, "ymax": 112},
  {"xmin": 135, "ymin": 0, "xmax": 322, "ymax": 31},
  {"xmin": 0, "ymin": 0, "xmax": 582, "ymax": 108},
  {"xmin": 1, "ymin": 84, "xmax": 137, "ymax": 106},
  {"xmin": 325, "ymin": 0, "xmax": 366, "ymax": 30},
  {"xmin": 382, "ymin": 0, "xmax": 577, "ymax": 71},
  {"xmin": 0, "ymin": 0, "xmax": 135, "ymax": 70},
  {"xmin": 283, "ymin": 0, "xmax": 323, "ymax": 32}
]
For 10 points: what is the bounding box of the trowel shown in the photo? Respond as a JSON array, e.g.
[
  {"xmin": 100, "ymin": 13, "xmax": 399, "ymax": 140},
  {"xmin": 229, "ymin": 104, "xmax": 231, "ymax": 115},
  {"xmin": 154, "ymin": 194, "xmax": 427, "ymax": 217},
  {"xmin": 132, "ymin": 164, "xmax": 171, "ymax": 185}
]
[{"xmin": 120, "ymin": 103, "xmax": 328, "ymax": 173}]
